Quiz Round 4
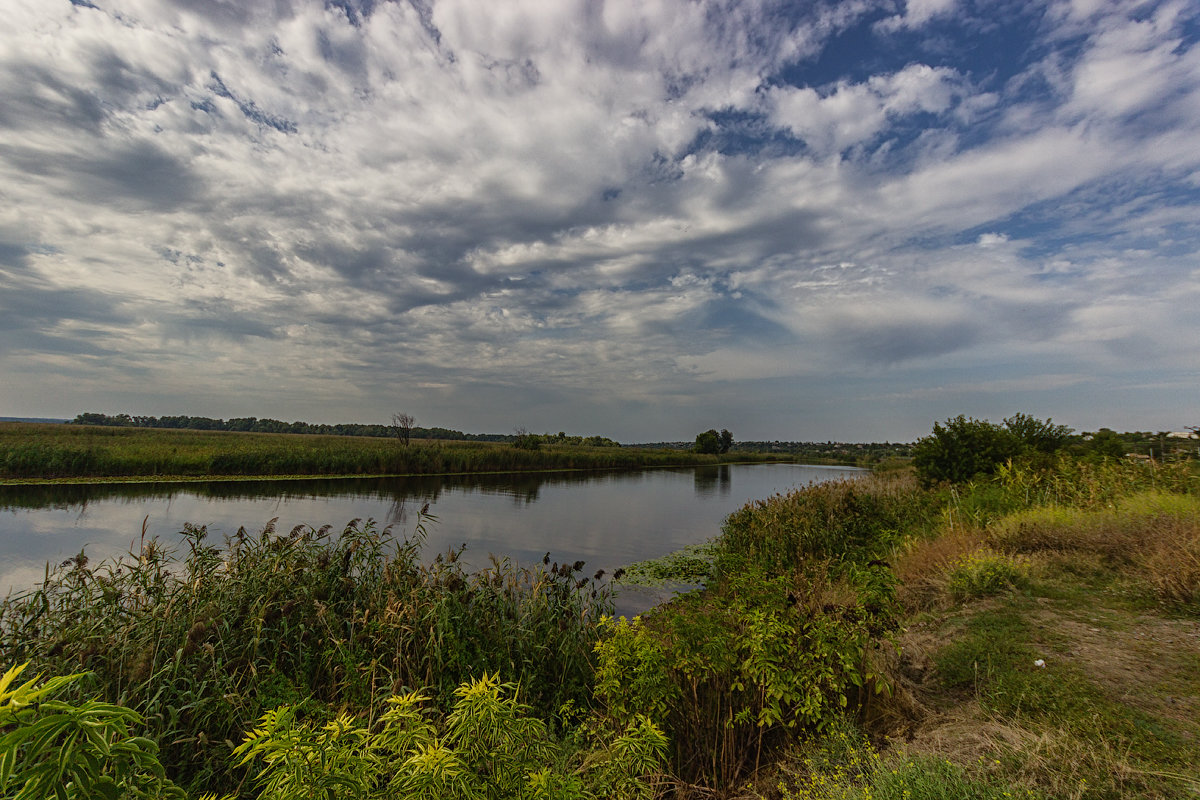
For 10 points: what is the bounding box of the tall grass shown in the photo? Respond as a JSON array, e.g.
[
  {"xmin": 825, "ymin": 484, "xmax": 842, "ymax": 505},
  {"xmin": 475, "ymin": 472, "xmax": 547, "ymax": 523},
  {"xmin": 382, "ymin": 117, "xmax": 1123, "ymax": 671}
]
[
  {"xmin": 987, "ymin": 492, "xmax": 1200, "ymax": 607},
  {"xmin": 0, "ymin": 514, "xmax": 611, "ymax": 797},
  {"xmin": 718, "ymin": 472, "xmax": 940, "ymax": 571},
  {"xmin": 0, "ymin": 422, "xmax": 784, "ymax": 480}
]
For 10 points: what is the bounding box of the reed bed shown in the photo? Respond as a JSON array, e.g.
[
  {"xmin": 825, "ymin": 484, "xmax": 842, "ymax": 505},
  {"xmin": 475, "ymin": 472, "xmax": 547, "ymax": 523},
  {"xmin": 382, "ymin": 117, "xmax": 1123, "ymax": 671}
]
[
  {"xmin": 0, "ymin": 422, "xmax": 781, "ymax": 480},
  {"xmin": 0, "ymin": 513, "xmax": 611, "ymax": 797}
]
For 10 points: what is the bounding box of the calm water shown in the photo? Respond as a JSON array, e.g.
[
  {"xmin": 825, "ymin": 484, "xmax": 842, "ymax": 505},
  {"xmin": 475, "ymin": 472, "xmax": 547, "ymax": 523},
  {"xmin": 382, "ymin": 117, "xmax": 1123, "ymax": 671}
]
[{"xmin": 0, "ymin": 463, "xmax": 862, "ymax": 609}]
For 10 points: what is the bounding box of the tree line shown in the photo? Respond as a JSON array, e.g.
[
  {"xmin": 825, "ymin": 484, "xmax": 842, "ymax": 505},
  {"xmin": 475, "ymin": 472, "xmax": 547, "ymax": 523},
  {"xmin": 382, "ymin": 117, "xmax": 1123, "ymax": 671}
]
[
  {"xmin": 66, "ymin": 413, "xmax": 619, "ymax": 446},
  {"xmin": 912, "ymin": 412, "xmax": 1198, "ymax": 486}
]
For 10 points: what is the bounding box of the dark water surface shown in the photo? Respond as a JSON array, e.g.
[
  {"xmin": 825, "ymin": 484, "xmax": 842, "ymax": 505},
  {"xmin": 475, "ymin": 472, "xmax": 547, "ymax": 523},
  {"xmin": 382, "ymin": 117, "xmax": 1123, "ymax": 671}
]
[{"xmin": 1, "ymin": 463, "xmax": 862, "ymax": 608}]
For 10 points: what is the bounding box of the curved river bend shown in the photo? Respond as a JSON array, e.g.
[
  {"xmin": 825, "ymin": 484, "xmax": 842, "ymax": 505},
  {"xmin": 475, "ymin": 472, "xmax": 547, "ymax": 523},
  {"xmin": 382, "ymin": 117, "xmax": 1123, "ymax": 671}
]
[{"xmin": 0, "ymin": 463, "xmax": 862, "ymax": 609}]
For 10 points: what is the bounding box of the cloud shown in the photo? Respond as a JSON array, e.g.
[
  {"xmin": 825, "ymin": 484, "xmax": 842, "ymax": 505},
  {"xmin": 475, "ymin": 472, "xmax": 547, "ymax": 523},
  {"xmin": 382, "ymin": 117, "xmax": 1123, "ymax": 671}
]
[
  {"xmin": 0, "ymin": 0, "xmax": 1197, "ymax": 440},
  {"xmin": 766, "ymin": 63, "xmax": 966, "ymax": 156},
  {"xmin": 874, "ymin": 0, "xmax": 957, "ymax": 32}
]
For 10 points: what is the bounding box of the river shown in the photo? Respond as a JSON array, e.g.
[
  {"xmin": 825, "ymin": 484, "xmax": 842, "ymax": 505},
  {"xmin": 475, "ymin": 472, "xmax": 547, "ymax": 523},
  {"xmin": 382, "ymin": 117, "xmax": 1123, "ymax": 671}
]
[{"xmin": 0, "ymin": 462, "xmax": 862, "ymax": 609}]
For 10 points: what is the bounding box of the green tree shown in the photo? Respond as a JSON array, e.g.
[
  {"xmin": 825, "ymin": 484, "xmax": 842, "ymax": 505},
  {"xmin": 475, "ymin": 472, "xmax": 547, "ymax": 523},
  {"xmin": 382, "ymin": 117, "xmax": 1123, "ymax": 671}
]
[
  {"xmin": 694, "ymin": 429, "xmax": 733, "ymax": 455},
  {"xmin": 1087, "ymin": 428, "xmax": 1126, "ymax": 459},
  {"xmin": 1002, "ymin": 413, "xmax": 1073, "ymax": 453},
  {"xmin": 694, "ymin": 429, "xmax": 720, "ymax": 454},
  {"xmin": 912, "ymin": 415, "xmax": 1021, "ymax": 486}
]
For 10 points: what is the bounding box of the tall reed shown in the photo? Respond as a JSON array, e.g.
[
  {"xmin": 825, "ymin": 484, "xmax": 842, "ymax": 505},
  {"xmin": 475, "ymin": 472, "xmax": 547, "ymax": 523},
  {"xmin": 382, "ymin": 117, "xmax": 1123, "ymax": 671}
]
[{"xmin": 0, "ymin": 514, "xmax": 611, "ymax": 797}]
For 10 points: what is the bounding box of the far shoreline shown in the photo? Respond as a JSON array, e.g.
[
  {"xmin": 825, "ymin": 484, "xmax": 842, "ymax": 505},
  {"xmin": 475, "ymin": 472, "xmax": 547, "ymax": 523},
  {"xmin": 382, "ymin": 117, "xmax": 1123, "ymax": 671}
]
[{"xmin": 0, "ymin": 458, "xmax": 866, "ymax": 487}]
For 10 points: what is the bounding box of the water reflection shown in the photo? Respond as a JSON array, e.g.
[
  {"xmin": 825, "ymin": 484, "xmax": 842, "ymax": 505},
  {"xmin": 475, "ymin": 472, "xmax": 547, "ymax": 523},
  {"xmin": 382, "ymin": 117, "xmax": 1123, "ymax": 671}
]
[
  {"xmin": 1, "ymin": 464, "xmax": 864, "ymax": 608},
  {"xmin": 692, "ymin": 465, "xmax": 731, "ymax": 497},
  {"xmin": 0, "ymin": 470, "xmax": 627, "ymax": 512}
]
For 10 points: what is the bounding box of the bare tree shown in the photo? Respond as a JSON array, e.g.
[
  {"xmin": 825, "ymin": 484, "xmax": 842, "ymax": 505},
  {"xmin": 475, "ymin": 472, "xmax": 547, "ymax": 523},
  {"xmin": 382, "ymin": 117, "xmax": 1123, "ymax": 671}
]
[{"xmin": 392, "ymin": 412, "xmax": 415, "ymax": 446}]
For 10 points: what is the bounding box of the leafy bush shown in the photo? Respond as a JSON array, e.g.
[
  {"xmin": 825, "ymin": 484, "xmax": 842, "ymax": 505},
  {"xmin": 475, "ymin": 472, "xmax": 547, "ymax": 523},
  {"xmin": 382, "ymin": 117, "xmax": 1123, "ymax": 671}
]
[
  {"xmin": 913, "ymin": 416, "xmax": 1021, "ymax": 486},
  {"xmin": 594, "ymin": 562, "xmax": 898, "ymax": 790},
  {"xmin": 0, "ymin": 663, "xmax": 186, "ymax": 799},
  {"xmin": 913, "ymin": 414, "xmax": 1074, "ymax": 487},
  {"xmin": 236, "ymin": 673, "xmax": 667, "ymax": 800}
]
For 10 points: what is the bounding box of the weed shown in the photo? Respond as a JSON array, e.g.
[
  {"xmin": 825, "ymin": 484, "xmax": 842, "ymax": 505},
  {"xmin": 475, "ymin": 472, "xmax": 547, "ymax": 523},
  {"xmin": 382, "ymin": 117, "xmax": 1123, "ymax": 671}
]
[
  {"xmin": 945, "ymin": 549, "xmax": 1028, "ymax": 601},
  {"xmin": 235, "ymin": 673, "xmax": 667, "ymax": 800}
]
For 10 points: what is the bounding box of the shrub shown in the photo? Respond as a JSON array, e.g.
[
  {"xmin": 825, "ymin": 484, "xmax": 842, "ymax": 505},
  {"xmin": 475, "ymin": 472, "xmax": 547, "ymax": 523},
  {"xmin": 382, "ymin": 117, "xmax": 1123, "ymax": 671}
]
[
  {"xmin": 593, "ymin": 562, "xmax": 898, "ymax": 790},
  {"xmin": 913, "ymin": 414, "xmax": 1075, "ymax": 488},
  {"xmin": 913, "ymin": 416, "xmax": 1021, "ymax": 486},
  {"xmin": 235, "ymin": 673, "xmax": 667, "ymax": 800},
  {"xmin": 944, "ymin": 549, "xmax": 1026, "ymax": 600},
  {"xmin": 0, "ymin": 663, "xmax": 187, "ymax": 799}
]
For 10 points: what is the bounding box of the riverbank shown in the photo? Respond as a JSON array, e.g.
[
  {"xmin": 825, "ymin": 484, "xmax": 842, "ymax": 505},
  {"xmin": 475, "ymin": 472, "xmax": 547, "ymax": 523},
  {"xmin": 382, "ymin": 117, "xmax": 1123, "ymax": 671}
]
[
  {"xmin": 0, "ymin": 421, "xmax": 791, "ymax": 482},
  {"xmin": 748, "ymin": 456, "xmax": 1198, "ymax": 800},
  {"xmin": 2, "ymin": 455, "xmax": 1197, "ymax": 798}
]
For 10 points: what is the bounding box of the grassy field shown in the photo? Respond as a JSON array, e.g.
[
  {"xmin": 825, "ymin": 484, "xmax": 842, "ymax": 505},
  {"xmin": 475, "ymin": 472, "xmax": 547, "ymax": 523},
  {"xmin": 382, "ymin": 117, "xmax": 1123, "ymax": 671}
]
[{"xmin": 0, "ymin": 422, "xmax": 784, "ymax": 481}]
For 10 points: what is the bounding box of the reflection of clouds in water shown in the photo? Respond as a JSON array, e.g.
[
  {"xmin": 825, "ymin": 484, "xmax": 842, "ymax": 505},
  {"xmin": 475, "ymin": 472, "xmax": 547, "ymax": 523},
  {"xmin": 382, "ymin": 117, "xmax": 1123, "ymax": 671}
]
[
  {"xmin": 1, "ymin": 561, "xmax": 53, "ymax": 598},
  {"xmin": 1, "ymin": 465, "xmax": 864, "ymax": 596}
]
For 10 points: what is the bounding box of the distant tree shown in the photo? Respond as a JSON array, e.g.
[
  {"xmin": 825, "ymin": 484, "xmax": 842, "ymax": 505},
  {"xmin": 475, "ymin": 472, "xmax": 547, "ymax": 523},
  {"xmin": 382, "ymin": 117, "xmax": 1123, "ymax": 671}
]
[
  {"xmin": 912, "ymin": 415, "xmax": 1021, "ymax": 486},
  {"xmin": 1003, "ymin": 413, "xmax": 1073, "ymax": 453},
  {"xmin": 512, "ymin": 426, "xmax": 541, "ymax": 450},
  {"xmin": 694, "ymin": 429, "xmax": 731, "ymax": 455},
  {"xmin": 392, "ymin": 412, "xmax": 415, "ymax": 446},
  {"xmin": 1086, "ymin": 428, "xmax": 1126, "ymax": 459}
]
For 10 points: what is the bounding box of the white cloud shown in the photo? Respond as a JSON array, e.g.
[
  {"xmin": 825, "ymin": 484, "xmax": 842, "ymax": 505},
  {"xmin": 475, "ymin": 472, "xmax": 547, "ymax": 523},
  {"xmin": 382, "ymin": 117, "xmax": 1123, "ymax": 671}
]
[
  {"xmin": 0, "ymin": 0, "xmax": 1197, "ymax": 439},
  {"xmin": 766, "ymin": 64, "xmax": 965, "ymax": 156},
  {"xmin": 875, "ymin": 0, "xmax": 957, "ymax": 32}
]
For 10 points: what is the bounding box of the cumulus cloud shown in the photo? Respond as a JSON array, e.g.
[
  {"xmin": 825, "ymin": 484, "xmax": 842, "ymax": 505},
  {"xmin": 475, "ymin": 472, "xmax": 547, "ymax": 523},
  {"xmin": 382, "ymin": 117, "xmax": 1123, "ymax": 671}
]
[{"xmin": 0, "ymin": 0, "xmax": 1197, "ymax": 440}]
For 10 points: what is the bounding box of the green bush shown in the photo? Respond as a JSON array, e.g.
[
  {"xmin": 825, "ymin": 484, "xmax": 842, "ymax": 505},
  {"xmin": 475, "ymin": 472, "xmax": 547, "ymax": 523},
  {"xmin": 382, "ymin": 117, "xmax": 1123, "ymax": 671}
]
[
  {"xmin": 913, "ymin": 416, "xmax": 1021, "ymax": 486},
  {"xmin": 236, "ymin": 673, "xmax": 667, "ymax": 800},
  {"xmin": 0, "ymin": 663, "xmax": 186, "ymax": 799},
  {"xmin": 593, "ymin": 562, "xmax": 897, "ymax": 790},
  {"xmin": 913, "ymin": 414, "xmax": 1073, "ymax": 487}
]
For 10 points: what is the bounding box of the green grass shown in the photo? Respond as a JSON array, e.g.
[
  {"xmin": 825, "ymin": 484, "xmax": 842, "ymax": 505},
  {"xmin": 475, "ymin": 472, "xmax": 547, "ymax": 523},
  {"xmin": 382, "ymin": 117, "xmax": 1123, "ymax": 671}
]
[{"xmin": 0, "ymin": 422, "xmax": 786, "ymax": 481}]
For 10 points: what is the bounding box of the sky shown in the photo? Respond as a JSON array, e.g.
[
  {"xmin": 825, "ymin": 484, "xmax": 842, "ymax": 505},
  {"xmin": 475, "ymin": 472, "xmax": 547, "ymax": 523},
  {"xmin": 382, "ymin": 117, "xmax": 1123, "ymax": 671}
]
[{"xmin": 1, "ymin": 0, "xmax": 1198, "ymax": 443}]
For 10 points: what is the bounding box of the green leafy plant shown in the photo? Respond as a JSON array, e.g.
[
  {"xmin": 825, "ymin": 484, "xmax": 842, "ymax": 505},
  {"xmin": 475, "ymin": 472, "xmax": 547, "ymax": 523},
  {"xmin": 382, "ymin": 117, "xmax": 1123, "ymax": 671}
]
[
  {"xmin": 594, "ymin": 562, "xmax": 897, "ymax": 789},
  {"xmin": 0, "ymin": 662, "xmax": 187, "ymax": 800},
  {"xmin": 235, "ymin": 673, "xmax": 667, "ymax": 800},
  {"xmin": 0, "ymin": 514, "xmax": 612, "ymax": 796}
]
